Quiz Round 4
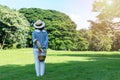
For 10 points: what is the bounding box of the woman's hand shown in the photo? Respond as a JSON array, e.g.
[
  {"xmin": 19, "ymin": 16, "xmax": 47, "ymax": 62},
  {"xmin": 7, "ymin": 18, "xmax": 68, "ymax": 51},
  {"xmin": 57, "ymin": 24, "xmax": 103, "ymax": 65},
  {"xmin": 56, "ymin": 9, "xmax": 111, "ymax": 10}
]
[{"xmin": 38, "ymin": 48, "xmax": 44, "ymax": 52}]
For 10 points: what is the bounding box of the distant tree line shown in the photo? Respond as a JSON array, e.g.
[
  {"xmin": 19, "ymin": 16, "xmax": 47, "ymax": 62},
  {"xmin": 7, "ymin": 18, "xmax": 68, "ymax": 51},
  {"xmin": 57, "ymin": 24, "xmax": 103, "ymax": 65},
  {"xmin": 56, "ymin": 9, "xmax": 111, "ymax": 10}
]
[{"xmin": 0, "ymin": 0, "xmax": 120, "ymax": 51}]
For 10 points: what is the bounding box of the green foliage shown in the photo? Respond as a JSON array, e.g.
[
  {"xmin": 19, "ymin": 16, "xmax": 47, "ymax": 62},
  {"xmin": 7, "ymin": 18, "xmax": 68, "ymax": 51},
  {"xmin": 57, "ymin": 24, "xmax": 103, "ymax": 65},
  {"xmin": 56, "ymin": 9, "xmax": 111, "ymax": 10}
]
[
  {"xmin": 93, "ymin": 0, "xmax": 120, "ymax": 20},
  {"xmin": 19, "ymin": 8, "xmax": 88, "ymax": 50},
  {"xmin": 1, "ymin": 3, "xmax": 119, "ymax": 51},
  {"xmin": 0, "ymin": 5, "xmax": 30, "ymax": 49},
  {"xmin": 89, "ymin": 0, "xmax": 120, "ymax": 51},
  {"xmin": 88, "ymin": 21, "xmax": 113, "ymax": 51},
  {"xmin": 72, "ymin": 31, "xmax": 89, "ymax": 51},
  {"xmin": 112, "ymin": 31, "xmax": 120, "ymax": 50},
  {"xmin": 89, "ymin": 33, "xmax": 112, "ymax": 51}
]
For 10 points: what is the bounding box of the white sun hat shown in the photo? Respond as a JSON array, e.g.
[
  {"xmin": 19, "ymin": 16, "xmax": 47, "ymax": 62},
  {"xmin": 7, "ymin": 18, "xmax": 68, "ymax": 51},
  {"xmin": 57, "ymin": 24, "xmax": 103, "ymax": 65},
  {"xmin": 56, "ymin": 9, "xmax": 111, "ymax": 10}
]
[{"xmin": 33, "ymin": 20, "xmax": 45, "ymax": 28}]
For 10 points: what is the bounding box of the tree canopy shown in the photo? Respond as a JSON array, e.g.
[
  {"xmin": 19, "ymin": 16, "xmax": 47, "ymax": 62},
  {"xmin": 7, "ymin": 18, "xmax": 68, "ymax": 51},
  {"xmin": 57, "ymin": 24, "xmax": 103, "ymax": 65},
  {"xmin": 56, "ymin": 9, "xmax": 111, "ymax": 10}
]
[
  {"xmin": 88, "ymin": 0, "xmax": 120, "ymax": 51},
  {"xmin": 0, "ymin": 5, "xmax": 29, "ymax": 49},
  {"xmin": 19, "ymin": 8, "xmax": 88, "ymax": 50},
  {"xmin": 0, "ymin": 2, "xmax": 119, "ymax": 51}
]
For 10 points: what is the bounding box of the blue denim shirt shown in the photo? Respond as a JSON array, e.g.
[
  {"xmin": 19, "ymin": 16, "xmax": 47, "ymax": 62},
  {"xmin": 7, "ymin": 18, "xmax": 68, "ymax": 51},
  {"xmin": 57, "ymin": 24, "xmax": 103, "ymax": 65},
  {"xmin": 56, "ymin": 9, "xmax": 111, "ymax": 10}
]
[{"xmin": 32, "ymin": 29, "xmax": 48, "ymax": 49}]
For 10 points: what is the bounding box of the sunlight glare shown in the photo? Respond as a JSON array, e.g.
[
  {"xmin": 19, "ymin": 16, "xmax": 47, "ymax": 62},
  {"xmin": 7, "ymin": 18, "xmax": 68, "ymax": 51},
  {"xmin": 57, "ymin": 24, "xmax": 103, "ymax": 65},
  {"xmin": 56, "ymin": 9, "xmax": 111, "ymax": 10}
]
[
  {"xmin": 112, "ymin": 18, "xmax": 120, "ymax": 23},
  {"xmin": 107, "ymin": 0, "xmax": 113, "ymax": 5}
]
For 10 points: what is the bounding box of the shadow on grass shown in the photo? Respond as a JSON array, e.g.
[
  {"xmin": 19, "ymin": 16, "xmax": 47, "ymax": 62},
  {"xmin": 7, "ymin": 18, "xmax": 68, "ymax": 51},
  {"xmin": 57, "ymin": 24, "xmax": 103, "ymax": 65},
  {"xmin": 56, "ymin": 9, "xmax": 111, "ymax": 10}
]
[
  {"xmin": 0, "ymin": 58, "xmax": 120, "ymax": 80},
  {"xmin": 49, "ymin": 53, "xmax": 120, "ymax": 58}
]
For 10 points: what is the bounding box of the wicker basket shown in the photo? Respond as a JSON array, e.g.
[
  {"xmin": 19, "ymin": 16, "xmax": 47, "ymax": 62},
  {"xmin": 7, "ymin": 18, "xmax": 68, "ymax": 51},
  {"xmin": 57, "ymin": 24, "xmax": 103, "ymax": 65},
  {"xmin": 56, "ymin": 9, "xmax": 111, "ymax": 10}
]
[
  {"xmin": 38, "ymin": 55, "xmax": 46, "ymax": 61},
  {"xmin": 38, "ymin": 52, "xmax": 46, "ymax": 61}
]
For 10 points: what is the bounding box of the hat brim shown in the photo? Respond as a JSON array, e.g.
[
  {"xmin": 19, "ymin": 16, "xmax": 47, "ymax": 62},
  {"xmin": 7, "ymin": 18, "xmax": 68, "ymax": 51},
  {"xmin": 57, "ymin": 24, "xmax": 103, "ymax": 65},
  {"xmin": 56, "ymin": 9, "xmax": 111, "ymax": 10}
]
[{"xmin": 33, "ymin": 22, "xmax": 45, "ymax": 28}]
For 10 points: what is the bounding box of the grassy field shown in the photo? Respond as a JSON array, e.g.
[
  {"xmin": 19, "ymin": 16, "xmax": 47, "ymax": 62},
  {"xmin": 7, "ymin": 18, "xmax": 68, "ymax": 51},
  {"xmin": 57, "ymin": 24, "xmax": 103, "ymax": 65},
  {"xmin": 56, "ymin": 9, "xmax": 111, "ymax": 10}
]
[{"xmin": 0, "ymin": 48, "xmax": 120, "ymax": 80}]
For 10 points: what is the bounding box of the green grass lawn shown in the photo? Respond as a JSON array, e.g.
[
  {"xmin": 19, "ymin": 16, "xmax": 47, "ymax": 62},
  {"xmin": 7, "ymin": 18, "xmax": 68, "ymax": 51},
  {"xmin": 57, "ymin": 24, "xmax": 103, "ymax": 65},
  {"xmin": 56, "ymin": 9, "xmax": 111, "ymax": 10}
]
[{"xmin": 0, "ymin": 48, "xmax": 120, "ymax": 80}]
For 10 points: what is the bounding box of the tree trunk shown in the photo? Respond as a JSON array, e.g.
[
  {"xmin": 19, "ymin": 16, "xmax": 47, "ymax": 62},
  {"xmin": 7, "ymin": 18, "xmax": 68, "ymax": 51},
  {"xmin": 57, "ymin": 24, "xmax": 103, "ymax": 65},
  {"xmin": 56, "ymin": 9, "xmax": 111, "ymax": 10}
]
[{"xmin": 1, "ymin": 33, "xmax": 7, "ymax": 49}]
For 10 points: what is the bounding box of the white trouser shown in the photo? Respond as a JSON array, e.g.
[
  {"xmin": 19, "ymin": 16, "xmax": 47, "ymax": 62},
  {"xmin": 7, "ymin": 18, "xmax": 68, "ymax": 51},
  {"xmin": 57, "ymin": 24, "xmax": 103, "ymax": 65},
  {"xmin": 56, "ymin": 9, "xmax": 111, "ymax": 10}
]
[{"xmin": 33, "ymin": 49, "xmax": 45, "ymax": 76}]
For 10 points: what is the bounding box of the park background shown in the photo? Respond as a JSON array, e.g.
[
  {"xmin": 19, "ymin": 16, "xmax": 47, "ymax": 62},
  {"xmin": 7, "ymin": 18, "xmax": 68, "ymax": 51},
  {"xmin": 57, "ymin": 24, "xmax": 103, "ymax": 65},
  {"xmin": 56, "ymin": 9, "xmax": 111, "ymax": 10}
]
[
  {"xmin": 0, "ymin": 0, "xmax": 120, "ymax": 80},
  {"xmin": 0, "ymin": 0, "xmax": 120, "ymax": 51}
]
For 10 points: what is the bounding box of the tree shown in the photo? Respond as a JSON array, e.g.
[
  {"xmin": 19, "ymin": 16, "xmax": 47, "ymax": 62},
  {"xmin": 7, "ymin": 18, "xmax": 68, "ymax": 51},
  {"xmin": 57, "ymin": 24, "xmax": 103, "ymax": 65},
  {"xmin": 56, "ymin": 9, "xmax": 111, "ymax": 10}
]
[
  {"xmin": 90, "ymin": 0, "xmax": 120, "ymax": 51},
  {"xmin": 0, "ymin": 5, "xmax": 29, "ymax": 49},
  {"xmin": 112, "ymin": 30, "xmax": 120, "ymax": 50},
  {"xmin": 19, "ymin": 8, "xmax": 79, "ymax": 50}
]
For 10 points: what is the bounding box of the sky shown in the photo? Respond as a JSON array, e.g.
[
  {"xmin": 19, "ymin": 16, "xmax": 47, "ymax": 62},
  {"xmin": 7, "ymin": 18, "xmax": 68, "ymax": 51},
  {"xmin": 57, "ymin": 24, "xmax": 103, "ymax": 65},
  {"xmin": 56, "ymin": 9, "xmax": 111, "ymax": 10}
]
[{"xmin": 0, "ymin": 0, "xmax": 99, "ymax": 30}]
